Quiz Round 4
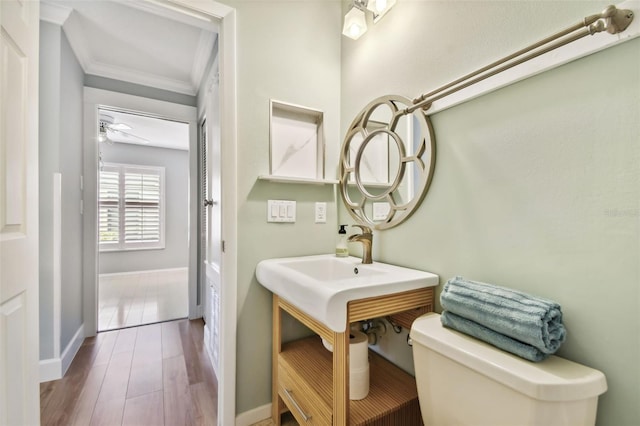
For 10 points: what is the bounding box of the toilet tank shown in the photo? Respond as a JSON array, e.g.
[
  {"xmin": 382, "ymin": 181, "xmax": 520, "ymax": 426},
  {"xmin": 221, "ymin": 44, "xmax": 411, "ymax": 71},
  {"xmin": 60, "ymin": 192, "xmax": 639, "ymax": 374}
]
[{"xmin": 410, "ymin": 313, "xmax": 607, "ymax": 426}]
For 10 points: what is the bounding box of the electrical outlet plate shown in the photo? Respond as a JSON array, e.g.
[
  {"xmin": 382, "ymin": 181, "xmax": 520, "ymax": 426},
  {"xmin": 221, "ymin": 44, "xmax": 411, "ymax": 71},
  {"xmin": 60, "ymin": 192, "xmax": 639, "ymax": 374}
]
[
  {"xmin": 372, "ymin": 202, "xmax": 391, "ymax": 221},
  {"xmin": 315, "ymin": 202, "xmax": 327, "ymax": 223},
  {"xmin": 267, "ymin": 200, "xmax": 296, "ymax": 223}
]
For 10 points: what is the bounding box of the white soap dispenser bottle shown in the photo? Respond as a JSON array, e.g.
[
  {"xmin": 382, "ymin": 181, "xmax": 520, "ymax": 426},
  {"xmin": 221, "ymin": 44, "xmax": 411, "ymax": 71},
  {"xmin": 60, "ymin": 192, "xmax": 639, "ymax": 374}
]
[{"xmin": 336, "ymin": 225, "xmax": 349, "ymax": 257}]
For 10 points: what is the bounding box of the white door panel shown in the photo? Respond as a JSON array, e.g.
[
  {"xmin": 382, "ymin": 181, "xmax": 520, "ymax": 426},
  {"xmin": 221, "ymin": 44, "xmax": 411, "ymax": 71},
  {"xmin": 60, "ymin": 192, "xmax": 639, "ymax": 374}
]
[
  {"xmin": 0, "ymin": 294, "xmax": 28, "ymax": 424},
  {"xmin": 204, "ymin": 71, "xmax": 222, "ymax": 377},
  {"xmin": 207, "ymin": 81, "xmax": 221, "ymax": 268},
  {"xmin": 0, "ymin": 0, "xmax": 40, "ymax": 424}
]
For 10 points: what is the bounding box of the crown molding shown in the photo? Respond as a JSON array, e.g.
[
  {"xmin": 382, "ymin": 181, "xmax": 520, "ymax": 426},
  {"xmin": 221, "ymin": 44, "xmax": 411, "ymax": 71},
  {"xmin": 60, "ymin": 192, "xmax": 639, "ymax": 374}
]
[
  {"xmin": 61, "ymin": 11, "xmax": 93, "ymax": 72},
  {"xmin": 205, "ymin": 53, "xmax": 220, "ymax": 96},
  {"xmin": 40, "ymin": 0, "xmax": 72, "ymax": 25},
  {"xmin": 191, "ymin": 31, "xmax": 217, "ymax": 89},
  {"xmin": 87, "ymin": 60, "xmax": 197, "ymax": 96},
  {"xmin": 111, "ymin": 0, "xmax": 218, "ymax": 32},
  {"xmin": 44, "ymin": 0, "xmax": 215, "ymax": 96}
]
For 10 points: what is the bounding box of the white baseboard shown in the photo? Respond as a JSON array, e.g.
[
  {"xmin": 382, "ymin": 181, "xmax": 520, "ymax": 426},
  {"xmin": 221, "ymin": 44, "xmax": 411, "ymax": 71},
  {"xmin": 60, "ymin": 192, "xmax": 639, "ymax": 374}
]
[
  {"xmin": 39, "ymin": 358, "xmax": 62, "ymax": 383},
  {"xmin": 192, "ymin": 303, "xmax": 204, "ymax": 320},
  {"xmin": 235, "ymin": 403, "xmax": 272, "ymax": 426},
  {"xmin": 99, "ymin": 267, "xmax": 187, "ymax": 278},
  {"xmin": 61, "ymin": 323, "xmax": 85, "ymax": 376},
  {"xmin": 39, "ymin": 323, "xmax": 85, "ymax": 382}
]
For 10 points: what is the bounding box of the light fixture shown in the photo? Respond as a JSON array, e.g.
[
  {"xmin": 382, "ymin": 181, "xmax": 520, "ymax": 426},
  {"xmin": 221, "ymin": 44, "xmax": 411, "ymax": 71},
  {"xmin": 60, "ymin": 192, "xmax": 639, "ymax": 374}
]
[
  {"xmin": 342, "ymin": 0, "xmax": 396, "ymax": 39},
  {"xmin": 342, "ymin": 3, "xmax": 367, "ymax": 40},
  {"xmin": 98, "ymin": 121, "xmax": 108, "ymax": 143},
  {"xmin": 98, "ymin": 114, "xmax": 133, "ymax": 144},
  {"xmin": 366, "ymin": 0, "xmax": 396, "ymax": 23}
]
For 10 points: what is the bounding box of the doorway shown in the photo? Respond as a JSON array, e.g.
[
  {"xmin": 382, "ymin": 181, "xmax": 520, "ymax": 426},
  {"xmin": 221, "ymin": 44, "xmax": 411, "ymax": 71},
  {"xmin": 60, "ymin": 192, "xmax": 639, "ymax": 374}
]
[
  {"xmin": 75, "ymin": 1, "xmax": 239, "ymax": 422},
  {"xmin": 96, "ymin": 108, "xmax": 190, "ymax": 331}
]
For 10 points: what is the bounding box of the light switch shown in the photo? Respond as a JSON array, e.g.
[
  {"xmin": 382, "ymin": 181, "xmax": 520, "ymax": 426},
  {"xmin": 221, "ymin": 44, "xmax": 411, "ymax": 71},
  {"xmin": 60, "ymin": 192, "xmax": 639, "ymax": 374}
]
[{"xmin": 267, "ymin": 200, "xmax": 296, "ymax": 223}]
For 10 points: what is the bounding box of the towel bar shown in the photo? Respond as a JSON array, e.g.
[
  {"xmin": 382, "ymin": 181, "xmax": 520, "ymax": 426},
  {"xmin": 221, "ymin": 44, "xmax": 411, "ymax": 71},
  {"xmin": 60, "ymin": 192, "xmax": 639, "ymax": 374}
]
[
  {"xmin": 339, "ymin": 5, "xmax": 634, "ymax": 230},
  {"xmin": 407, "ymin": 5, "xmax": 634, "ymax": 113}
]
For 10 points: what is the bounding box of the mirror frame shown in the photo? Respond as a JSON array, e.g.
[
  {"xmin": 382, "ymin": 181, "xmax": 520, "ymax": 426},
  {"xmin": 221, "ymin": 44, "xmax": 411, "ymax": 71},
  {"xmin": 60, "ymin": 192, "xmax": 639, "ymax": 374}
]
[{"xmin": 339, "ymin": 95, "xmax": 436, "ymax": 230}]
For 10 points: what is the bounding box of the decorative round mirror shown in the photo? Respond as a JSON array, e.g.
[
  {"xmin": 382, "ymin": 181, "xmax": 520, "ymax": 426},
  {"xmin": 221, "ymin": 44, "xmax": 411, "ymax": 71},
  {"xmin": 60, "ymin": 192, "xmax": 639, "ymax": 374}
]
[{"xmin": 339, "ymin": 95, "xmax": 436, "ymax": 230}]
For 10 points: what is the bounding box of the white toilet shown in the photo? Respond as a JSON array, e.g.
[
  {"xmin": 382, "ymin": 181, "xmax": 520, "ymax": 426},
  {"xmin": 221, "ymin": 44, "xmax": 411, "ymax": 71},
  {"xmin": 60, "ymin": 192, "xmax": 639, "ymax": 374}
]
[{"xmin": 410, "ymin": 313, "xmax": 607, "ymax": 426}]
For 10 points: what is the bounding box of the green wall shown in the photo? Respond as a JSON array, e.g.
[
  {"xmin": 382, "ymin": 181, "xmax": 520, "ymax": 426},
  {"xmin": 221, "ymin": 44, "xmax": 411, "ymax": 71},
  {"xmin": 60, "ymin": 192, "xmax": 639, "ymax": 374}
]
[
  {"xmin": 340, "ymin": 1, "xmax": 639, "ymax": 425},
  {"xmin": 224, "ymin": 0, "xmax": 342, "ymax": 414},
  {"xmin": 226, "ymin": 1, "xmax": 639, "ymax": 423}
]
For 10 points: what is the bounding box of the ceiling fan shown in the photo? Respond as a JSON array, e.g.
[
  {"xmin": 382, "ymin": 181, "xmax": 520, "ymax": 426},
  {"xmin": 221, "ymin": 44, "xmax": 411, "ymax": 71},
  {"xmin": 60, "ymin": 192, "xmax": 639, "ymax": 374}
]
[{"xmin": 98, "ymin": 113, "xmax": 150, "ymax": 144}]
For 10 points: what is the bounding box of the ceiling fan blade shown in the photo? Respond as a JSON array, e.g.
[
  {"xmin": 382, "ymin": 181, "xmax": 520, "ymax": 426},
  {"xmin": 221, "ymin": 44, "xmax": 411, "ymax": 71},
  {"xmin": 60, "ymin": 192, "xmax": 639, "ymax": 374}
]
[
  {"xmin": 109, "ymin": 123, "xmax": 132, "ymax": 131},
  {"xmin": 108, "ymin": 128, "xmax": 151, "ymax": 144}
]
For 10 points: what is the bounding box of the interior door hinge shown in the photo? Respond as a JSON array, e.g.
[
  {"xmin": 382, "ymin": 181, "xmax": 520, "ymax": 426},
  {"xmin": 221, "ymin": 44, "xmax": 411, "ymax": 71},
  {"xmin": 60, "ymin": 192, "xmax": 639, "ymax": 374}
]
[{"xmin": 222, "ymin": 240, "xmax": 226, "ymax": 253}]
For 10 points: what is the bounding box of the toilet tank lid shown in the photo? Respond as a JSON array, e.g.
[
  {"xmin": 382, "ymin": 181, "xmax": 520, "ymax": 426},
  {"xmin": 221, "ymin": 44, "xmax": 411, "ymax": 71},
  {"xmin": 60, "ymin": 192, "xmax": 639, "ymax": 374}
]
[{"xmin": 410, "ymin": 313, "xmax": 607, "ymax": 402}]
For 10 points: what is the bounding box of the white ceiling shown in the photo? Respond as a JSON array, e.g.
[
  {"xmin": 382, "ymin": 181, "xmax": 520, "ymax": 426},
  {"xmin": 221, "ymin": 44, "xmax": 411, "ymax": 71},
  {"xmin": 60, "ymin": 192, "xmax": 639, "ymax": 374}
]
[
  {"xmin": 40, "ymin": 0, "xmax": 217, "ymax": 150},
  {"xmin": 41, "ymin": 0, "xmax": 218, "ymax": 96}
]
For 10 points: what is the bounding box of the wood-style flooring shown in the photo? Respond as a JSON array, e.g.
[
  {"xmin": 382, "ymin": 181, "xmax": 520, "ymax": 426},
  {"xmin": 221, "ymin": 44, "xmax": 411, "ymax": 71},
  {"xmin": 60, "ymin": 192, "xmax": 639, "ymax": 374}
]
[
  {"xmin": 251, "ymin": 412, "xmax": 298, "ymax": 426},
  {"xmin": 98, "ymin": 269, "xmax": 188, "ymax": 331},
  {"xmin": 40, "ymin": 319, "xmax": 217, "ymax": 426}
]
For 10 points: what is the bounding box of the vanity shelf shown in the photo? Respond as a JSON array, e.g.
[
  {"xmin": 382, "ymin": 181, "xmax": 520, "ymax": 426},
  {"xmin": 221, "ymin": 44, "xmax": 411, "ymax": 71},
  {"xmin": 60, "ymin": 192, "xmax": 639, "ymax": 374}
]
[
  {"xmin": 272, "ymin": 286, "xmax": 434, "ymax": 426},
  {"xmin": 279, "ymin": 336, "xmax": 422, "ymax": 425}
]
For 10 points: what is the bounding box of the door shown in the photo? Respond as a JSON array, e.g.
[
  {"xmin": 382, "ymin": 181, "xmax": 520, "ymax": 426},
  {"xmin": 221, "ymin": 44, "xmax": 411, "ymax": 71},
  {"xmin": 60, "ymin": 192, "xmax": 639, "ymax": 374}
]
[
  {"xmin": 0, "ymin": 0, "xmax": 41, "ymax": 424},
  {"xmin": 203, "ymin": 75, "xmax": 223, "ymax": 373},
  {"xmin": 199, "ymin": 118, "xmax": 208, "ymax": 323}
]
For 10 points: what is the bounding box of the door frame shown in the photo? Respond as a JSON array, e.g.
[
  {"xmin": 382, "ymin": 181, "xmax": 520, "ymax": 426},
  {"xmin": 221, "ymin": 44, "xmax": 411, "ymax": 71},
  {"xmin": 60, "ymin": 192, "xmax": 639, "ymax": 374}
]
[
  {"xmin": 174, "ymin": 4, "xmax": 238, "ymax": 426},
  {"xmin": 83, "ymin": 89, "xmax": 198, "ymax": 327},
  {"xmin": 83, "ymin": 2, "xmax": 237, "ymax": 425}
]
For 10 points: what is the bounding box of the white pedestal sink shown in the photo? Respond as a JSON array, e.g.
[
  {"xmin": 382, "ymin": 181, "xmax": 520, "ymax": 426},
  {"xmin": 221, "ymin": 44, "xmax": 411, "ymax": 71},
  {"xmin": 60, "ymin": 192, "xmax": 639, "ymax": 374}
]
[{"xmin": 256, "ymin": 254, "xmax": 439, "ymax": 332}]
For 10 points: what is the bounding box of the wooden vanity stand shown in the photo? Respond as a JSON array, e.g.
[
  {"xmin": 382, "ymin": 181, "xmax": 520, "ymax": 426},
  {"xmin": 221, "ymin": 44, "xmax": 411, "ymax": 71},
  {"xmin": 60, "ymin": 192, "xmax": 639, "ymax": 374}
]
[{"xmin": 271, "ymin": 287, "xmax": 434, "ymax": 426}]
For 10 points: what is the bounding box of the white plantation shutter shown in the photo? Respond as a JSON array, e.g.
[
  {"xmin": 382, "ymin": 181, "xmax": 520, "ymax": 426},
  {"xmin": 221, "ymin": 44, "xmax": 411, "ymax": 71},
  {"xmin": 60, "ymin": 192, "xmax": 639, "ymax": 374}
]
[
  {"xmin": 124, "ymin": 171, "xmax": 161, "ymax": 243},
  {"xmin": 99, "ymin": 163, "xmax": 165, "ymax": 250},
  {"xmin": 99, "ymin": 167, "xmax": 120, "ymax": 245}
]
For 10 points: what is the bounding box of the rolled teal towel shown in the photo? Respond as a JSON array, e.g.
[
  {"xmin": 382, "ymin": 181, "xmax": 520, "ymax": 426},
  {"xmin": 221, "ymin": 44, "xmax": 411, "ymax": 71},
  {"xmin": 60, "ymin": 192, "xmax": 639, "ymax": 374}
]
[
  {"xmin": 441, "ymin": 310, "xmax": 548, "ymax": 362},
  {"xmin": 440, "ymin": 276, "xmax": 566, "ymax": 354}
]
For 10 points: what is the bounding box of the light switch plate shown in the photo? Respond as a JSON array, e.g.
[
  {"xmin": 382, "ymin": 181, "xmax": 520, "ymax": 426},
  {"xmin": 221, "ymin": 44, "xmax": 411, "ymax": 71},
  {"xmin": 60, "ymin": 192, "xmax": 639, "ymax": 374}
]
[
  {"xmin": 267, "ymin": 200, "xmax": 296, "ymax": 223},
  {"xmin": 315, "ymin": 202, "xmax": 327, "ymax": 223}
]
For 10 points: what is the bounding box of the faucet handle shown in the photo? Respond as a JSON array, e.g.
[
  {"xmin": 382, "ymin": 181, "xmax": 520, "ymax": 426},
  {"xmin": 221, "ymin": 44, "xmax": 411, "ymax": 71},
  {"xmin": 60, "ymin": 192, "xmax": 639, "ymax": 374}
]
[{"xmin": 352, "ymin": 224, "xmax": 372, "ymax": 235}]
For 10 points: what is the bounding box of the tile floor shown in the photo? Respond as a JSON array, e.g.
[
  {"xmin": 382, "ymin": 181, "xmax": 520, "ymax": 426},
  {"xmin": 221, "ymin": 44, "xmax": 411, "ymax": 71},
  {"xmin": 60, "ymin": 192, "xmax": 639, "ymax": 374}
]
[{"xmin": 98, "ymin": 268, "xmax": 188, "ymax": 331}]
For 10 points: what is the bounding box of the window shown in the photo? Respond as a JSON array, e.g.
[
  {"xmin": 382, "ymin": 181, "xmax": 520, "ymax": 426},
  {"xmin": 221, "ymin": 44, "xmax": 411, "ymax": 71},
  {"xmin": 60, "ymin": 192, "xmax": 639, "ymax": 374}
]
[{"xmin": 99, "ymin": 163, "xmax": 165, "ymax": 251}]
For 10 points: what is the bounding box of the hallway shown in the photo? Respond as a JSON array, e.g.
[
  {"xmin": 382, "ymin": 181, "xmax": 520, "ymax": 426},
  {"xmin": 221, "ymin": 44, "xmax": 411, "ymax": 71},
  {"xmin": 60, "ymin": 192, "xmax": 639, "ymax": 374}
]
[{"xmin": 40, "ymin": 319, "xmax": 217, "ymax": 425}]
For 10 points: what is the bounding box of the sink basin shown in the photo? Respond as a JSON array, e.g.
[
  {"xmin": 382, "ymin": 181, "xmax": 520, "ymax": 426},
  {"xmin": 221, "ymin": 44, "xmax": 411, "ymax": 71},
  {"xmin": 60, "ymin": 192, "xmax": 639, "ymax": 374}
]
[{"xmin": 256, "ymin": 254, "xmax": 439, "ymax": 332}]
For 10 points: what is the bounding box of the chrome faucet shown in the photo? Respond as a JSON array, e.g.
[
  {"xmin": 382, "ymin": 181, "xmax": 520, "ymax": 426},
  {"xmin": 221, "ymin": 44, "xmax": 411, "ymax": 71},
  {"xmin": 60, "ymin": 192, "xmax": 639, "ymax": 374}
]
[{"xmin": 348, "ymin": 225, "xmax": 373, "ymax": 264}]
